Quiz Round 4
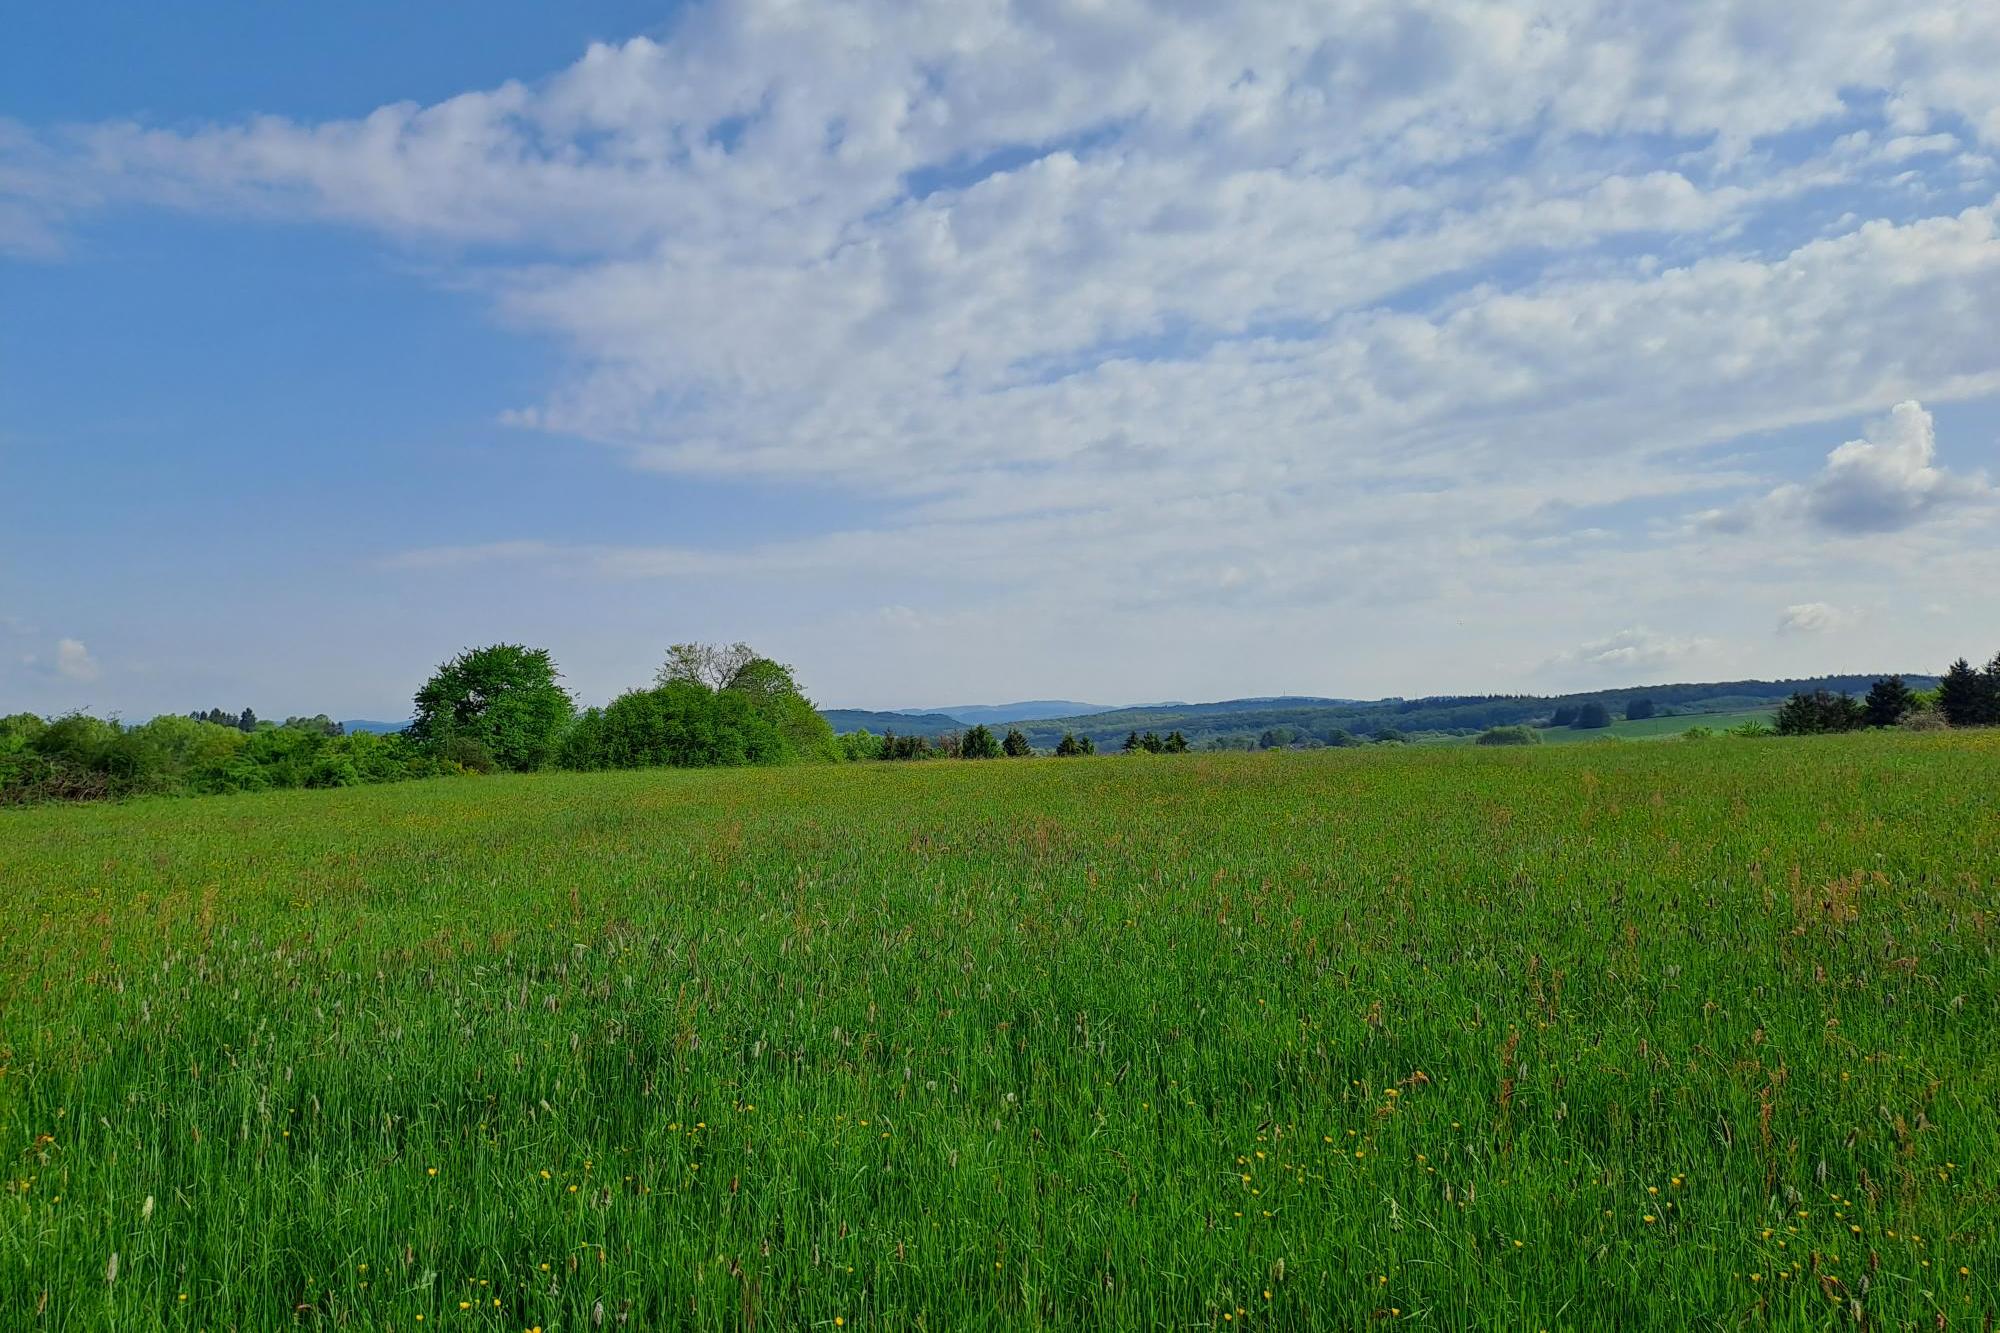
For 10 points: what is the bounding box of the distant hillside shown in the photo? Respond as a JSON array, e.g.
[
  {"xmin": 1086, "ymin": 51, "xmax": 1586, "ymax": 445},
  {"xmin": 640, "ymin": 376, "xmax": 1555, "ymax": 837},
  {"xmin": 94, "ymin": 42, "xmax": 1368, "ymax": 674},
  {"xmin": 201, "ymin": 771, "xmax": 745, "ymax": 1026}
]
[
  {"xmin": 909, "ymin": 700, "xmax": 1117, "ymax": 726},
  {"xmin": 822, "ymin": 676, "xmax": 1934, "ymax": 751},
  {"xmin": 340, "ymin": 719, "xmax": 408, "ymax": 734},
  {"xmin": 819, "ymin": 708, "xmax": 965, "ymax": 735}
]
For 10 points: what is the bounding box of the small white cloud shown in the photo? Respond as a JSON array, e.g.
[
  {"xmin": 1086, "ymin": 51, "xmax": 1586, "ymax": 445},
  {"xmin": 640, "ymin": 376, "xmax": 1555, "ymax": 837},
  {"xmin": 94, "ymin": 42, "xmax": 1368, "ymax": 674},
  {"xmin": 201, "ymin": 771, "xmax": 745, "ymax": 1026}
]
[
  {"xmin": 1549, "ymin": 626, "xmax": 1718, "ymax": 675},
  {"xmin": 55, "ymin": 637, "xmax": 100, "ymax": 681},
  {"xmin": 1776, "ymin": 602, "xmax": 1854, "ymax": 635}
]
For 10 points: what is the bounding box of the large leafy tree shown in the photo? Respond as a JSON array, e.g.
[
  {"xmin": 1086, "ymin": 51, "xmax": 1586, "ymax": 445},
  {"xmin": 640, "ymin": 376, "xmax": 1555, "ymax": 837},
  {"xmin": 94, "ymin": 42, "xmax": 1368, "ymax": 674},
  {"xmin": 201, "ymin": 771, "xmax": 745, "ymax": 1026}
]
[
  {"xmin": 723, "ymin": 656, "xmax": 840, "ymax": 761},
  {"xmin": 1570, "ymin": 702, "xmax": 1612, "ymax": 730},
  {"xmin": 656, "ymin": 642, "xmax": 758, "ymax": 690},
  {"xmin": 409, "ymin": 644, "xmax": 574, "ymax": 772}
]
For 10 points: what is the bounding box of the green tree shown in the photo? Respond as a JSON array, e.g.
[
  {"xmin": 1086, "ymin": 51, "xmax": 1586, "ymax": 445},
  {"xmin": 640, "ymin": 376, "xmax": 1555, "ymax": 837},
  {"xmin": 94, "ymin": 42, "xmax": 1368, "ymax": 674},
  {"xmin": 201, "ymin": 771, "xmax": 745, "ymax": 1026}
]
[
  {"xmin": 656, "ymin": 641, "xmax": 758, "ymax": 690},
  {"xmin": 838, "ymin": 730, "xmax": 884, "ymax": 761},
  {"xmin": 409, "ymin": 644, "xmax": 574, "ymax": 772},
  {"xmin": 1001, "ymin": 727, "xmax": 1032, "ymax": 757},
  {"xmin": 961, "ymin": 724, "xmax": 1001, "ymax": 759},
  {"xmin": 723, "ymin": 656, "xmax": 840, "ymax": 761},
  {"xmin": 1054, "ymin": 732, "xmax": 1081, "ymax": 756},
  {"xmin": 1774, "ymin": 689, "xmax": 1866, "ymax": 736},
  {"xmin": 1162, "ymin": 729, "xmax": 1190, "ymax": 753},
  {"xmin": 1625, "ymin": 698, "xmax": 1657, "ymax": 721},
  {"xmin": 1476, "ymin": 725, "xmax": 1540, "ymax": 745},
  {"xmin": 1863, "ymin": 675, "xmax": 1915, "ymax": 728},
  {"xmin": 1934, "ymin": 658, "xmax": 1994, "ymax": 727},
  {"xmin": 1570, "ymin": 703, "xmax": 1612, "ymax": 730},
  {"xmin": 1123, "ymin": 730, "xmax": 1142, "ymax": 753},
  {"xmin": 1077, "ymin": 734, "xmax": 1096, "ymax": 755}
]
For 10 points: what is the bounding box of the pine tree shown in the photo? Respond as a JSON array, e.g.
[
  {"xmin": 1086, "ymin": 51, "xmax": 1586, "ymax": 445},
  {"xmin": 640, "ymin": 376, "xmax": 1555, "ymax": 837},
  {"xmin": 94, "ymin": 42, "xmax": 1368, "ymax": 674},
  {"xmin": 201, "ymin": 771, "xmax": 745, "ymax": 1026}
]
[
  {"xmin": 1162, "ymin": 729, "xmax": 1189, "ymax": 753},
  {"xmin": 961, "ymin": 724, "xmax": 1001, "ymax": 759},
  {"xmin": 1936, "ymin": 658, "xmax": 1989, "ymax": 726},
  {"xmin": 1001, "ymin": 727, "xmax": 1031, "ymax": 757},
  {"xmin": 1863, "ymin": 675, "xmax": 1914, "ymax": 729},
  {"xmin": 1054, "ymin": 732, "xmax": 1081, "ymax": 757},
  {"xmin": 1078, "ymin": 735, "xmax": 1096, "ymax": 755},
  {"xmin": 1123, "ymin": 730, "xmax": 1142, "ymax": 753},
  {"xmin": 238, "ymin": 707, "xmax": 258, "ymax": 734}
]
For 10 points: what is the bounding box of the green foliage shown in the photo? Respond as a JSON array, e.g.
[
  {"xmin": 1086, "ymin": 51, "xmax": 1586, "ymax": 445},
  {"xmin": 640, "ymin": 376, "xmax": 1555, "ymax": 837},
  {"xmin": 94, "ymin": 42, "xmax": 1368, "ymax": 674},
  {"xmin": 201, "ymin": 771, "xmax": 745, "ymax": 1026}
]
[
  {"xmin": 1475, "ymin": 725, "xmax": 1541, "ymax": 746},
  {"xmin": 1863, "ymin": 675, "xmax": 1916, "ymax": 729},
  {"xmin": 960, "ymin": 724, "xmax": 1002, "ymax": 759},
  {"xmin": 410, "ymin": 643, "xmax": 574, "ymax": 772},
  {"xmin": 1681, "ymin": 726, "xmax": 1715, "ymax": 740},
  {"xmin": 1774, "ymin": 689, "xmax": 1867, "ymax": 736},
  {"xmin": 1570, "ymin": 702, "xmax": 1613, "ymax": 730},
  {"xmin": 0, "ymin": 711, "xmax": 445, "ymax": 804},
  {"xmin": 1001, "ymin": 727, "xmax": 1032, "ymax": 757},
  {"xmin": 877, "ymin": 731, "xmax": 935, "ymax": 761},
  {"xmin": 1054, "ymin": 731, "xmax": 1084, "ymax": 757},
  {"xmin": 655, "ymin": 641, "xmax": 758, "ymax": 690},
  {"xmin": 5, "ymin": 739, "xmax": 1996, "ymax": 1328},
  {"xmin": 723, "ymin": 656, "xmax": 841, "ymax": 762},
  {"xmin": 837, "ymin": 729, "xmax": 885, "ymax": 762},
  {"xmin": 559, "ymin": 683, "xmax": 786, "ymax": 771},
  {"xmin": 1624, "ymin": 698, "xmax": 1657, "ymax": 721},
  {"xmin": 1935, "ymin": 657, "xmax": 1999, "ymax": 727}
]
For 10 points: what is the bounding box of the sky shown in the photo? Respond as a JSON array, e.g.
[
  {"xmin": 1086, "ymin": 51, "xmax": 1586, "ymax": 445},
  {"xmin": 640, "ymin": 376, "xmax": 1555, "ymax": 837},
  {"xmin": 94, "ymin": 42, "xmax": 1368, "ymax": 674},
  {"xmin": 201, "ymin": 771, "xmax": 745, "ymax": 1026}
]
[{"xmin": 4, "ymin": 2, "xmax": 1999, "ymax": 720}]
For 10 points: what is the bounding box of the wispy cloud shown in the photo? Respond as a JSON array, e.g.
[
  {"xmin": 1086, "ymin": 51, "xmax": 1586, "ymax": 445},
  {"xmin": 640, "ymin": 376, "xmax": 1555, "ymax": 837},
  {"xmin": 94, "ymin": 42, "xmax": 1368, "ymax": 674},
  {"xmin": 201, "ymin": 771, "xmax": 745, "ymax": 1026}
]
[{"xmin": 9, "ymin": 2, "xmax": 2000, "ymax": 704}]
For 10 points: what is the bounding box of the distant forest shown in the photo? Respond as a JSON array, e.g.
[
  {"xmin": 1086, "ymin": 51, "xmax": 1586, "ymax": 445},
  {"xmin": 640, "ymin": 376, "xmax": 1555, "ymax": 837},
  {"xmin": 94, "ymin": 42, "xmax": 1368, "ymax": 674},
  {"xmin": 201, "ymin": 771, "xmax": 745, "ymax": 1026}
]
[
  {"xmin": 885, "ymin": 673, "xmax": 1948, "ymax": 752},
  {"xmin": 3, "ymin": 645, "xmax": 1995, "ymax": 806}
]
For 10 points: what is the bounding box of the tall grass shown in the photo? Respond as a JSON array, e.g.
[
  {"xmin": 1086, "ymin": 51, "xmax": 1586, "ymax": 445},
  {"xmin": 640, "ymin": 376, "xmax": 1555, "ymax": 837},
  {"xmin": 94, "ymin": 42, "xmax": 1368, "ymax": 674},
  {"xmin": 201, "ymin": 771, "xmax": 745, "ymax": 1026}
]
[{"xmin": 1, "ymin": 734, "xmax": 1994, "ymax": 1329}]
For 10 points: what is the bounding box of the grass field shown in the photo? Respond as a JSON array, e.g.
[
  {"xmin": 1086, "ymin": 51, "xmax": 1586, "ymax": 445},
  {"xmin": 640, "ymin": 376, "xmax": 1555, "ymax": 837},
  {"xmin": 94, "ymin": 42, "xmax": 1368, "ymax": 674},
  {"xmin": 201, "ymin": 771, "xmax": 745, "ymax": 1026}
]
[
  {"xmin": 1530, "ymin": 708, "xmax": 1779, "ymax": 744},
  {"xmin": 2, "ymin": 735, "xmax": 1995, "ymax": 1329}
]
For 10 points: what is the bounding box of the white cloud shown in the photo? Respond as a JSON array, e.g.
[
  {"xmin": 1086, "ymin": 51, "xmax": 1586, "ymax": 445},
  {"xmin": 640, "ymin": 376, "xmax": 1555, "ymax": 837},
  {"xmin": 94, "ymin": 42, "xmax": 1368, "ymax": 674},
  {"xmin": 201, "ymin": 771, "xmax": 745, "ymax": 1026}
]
[
  {"xmin": 55, "ymin": 638, "xmax": 100, "ymax": 681},
  {"xmin": 1796, "ymin": 402, "xmax": 1991, "ymax": 532},
  {"xmin": 1701, "ymin": 401, "xmax": 1995, "ymax": 535},
  {"xmin": 1546, "ymin": 627, "xmax": 1721, "ymax": 678},
  {"xmin": 1777, "ymin": 602, "xmax": 1855, "ymax": 635},
  {"xmin": 9, "ymin": 3, "xmax": 2000, "ymax": 704}
]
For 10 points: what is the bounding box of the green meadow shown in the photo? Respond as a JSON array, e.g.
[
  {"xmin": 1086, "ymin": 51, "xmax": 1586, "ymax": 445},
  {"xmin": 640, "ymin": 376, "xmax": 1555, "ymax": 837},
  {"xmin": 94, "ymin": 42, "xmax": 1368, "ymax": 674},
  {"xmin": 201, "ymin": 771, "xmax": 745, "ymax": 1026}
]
[
  {"xmin": 2, "ymin": 734, "xmax": 1995, "ymax": 1330},
  {"xmin": 1529, "ymin": 709, "xmax": 1780, "ymax": 744}
]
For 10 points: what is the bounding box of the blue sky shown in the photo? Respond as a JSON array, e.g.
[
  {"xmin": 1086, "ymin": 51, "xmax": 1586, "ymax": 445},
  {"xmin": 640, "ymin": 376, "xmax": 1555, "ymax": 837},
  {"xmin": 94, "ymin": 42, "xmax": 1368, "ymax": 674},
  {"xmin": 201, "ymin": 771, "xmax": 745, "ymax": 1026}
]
[{"xmin": 5, "ymin": 2, "xmax": 1999, "ymax": 720}]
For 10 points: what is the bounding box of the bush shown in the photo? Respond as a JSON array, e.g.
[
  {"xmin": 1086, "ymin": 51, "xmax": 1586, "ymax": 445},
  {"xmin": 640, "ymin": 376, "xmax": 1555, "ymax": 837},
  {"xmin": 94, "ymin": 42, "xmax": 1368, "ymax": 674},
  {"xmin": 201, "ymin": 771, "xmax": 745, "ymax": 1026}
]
[
  {"xmin": 439, "ymin": 736, "xmax": 499, "ymax": 774},
  {"xmin": 1681, "ymin": 726, "xmax": 1714, "ymax": 740},
  {"xmin": 1475, "ymin": 726, "xmax": 1540, "ymax": 746}
]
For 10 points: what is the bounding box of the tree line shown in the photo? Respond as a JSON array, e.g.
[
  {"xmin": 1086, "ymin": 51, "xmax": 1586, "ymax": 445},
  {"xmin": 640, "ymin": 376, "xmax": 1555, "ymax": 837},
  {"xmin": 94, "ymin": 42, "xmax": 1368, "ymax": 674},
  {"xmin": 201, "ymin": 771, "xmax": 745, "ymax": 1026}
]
[
  {"xmin": 0, "ymin": 641, "xmax": 833, "ymax": 805},
  {"xmin": 1, "ymin": 638, "xmax": 1211, "ymax": 806},
  {"xmin": 1772, "ymin": 653, "xmax": 2000, "ymax": 736},
  {"xmin": 8, "ymin": 642, "xmax": 1996, "ymax": 805}
]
